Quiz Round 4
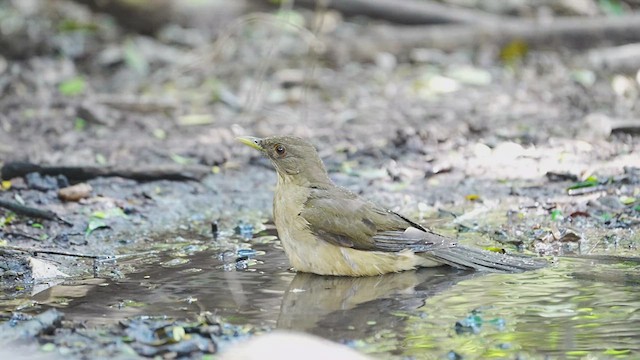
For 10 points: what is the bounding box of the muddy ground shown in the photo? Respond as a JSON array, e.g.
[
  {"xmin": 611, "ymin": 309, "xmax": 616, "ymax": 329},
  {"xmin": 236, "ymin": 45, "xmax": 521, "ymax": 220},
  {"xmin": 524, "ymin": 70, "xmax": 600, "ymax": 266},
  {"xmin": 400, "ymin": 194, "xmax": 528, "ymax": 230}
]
[{"xmin": 0, "ymin": 0, "xmax": 639, "ymax": 358}]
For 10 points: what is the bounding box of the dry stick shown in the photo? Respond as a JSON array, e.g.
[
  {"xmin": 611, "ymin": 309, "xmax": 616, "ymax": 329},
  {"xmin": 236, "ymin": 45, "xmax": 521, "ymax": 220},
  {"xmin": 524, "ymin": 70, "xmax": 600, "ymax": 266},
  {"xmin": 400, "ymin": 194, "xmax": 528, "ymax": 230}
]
[
  {"xmin": 567, "ymin": 185, "xmax": 608, "ymax": 196},
  {"xmin": 326, "ymin": 13, "xmax": 640, "ymax": 61},
  {"xmin": 2, "ymin": 245, "xmax": 157, "ymax": 260},
  {"xmin": 1, "ymin": 245, "xmax": 110, "ymax": 259},
  {"xmin": 587, "ymin": 42, "xmax": 640, "ymax": 73},
  {"xmin": 2, "ymin": 231, "xmax": 43, "ymax": 242},
  {"xmin": 270, "ymin": 0, "xmax": 501, "ymax": 25},
  {"xmin": 1, "ymin": 162, "xmax": 210, "ymax": 183},
  {"xmin": 0, "ymin": 199, "xmax": 73, "ymax": 226}
]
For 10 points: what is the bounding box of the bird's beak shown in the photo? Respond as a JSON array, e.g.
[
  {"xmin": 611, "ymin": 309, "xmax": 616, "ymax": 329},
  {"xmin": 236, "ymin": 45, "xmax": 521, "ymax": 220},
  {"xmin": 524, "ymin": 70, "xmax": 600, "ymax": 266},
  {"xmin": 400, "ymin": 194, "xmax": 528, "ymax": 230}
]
[{"xmin": 236, "ymin": 136, "xmax": 264, "ymax": 152}]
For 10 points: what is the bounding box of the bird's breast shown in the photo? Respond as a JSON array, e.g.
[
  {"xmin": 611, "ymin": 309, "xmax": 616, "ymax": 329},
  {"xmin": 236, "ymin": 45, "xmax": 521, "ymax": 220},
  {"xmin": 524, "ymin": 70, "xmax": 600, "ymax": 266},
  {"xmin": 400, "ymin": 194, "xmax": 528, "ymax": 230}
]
[{"xmin": 273, "ymin": 184, "xmax": 433, "ymax": 276}]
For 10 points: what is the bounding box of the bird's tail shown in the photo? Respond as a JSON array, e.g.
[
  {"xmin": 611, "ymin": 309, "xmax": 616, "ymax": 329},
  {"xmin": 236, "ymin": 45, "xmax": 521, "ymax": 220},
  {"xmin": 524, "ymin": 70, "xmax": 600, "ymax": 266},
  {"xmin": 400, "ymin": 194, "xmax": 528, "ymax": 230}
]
[{"xmin": 430, "ymin": 245, "xmax": 547, "ymax": 272}]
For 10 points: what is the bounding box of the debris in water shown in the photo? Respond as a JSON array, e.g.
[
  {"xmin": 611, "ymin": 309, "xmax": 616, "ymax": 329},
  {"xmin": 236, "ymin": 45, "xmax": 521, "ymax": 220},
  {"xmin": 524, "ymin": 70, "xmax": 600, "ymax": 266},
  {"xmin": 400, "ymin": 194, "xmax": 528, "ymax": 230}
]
[{"xmin": 235, "ymin": 222, "xmax": 254, "ymax": 239}]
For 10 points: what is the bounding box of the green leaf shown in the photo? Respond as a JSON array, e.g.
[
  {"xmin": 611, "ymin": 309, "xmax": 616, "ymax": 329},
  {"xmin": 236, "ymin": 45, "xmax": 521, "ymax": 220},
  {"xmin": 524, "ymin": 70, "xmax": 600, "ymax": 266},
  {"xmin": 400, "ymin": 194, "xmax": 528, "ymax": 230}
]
[
  {"xmin": 31, "ymin": 223, "xmax": 44, "ymax": 229},
  {"xmin": 58, "ymin": 76, "xmax": 86, "ymax": 96},
  {"xmin": 85, "ymin": 218, "xmax": 108, "ymax": 237},
  {"xmin": 123, "ymin": 38, "xmax": 149, "ymax": 75},
  {"xmin": 567, "ymin": 176, "xmax": 599, "ymax": 190},
  {"xmin": 275, "ymin": 10, "xmax": 306, "ymax": 30},
  {"xmin": 620, "ymin": 196, "xmax": 636, "ymax": 205},
  {"xmin": 95, "ymin": 153, "xmax": 107, "ymax": 165},
  {"xmin": 170, "ymin": 153, "xmax": 195, "ymax": 165},
  {"xmin": 74, "ymin": 117, "xmax": 87, "ymax": 131},
  {"xmin": 500, "ymin": 40, "xmax": 528, "ymax": 66},
  {"xmin": 570, "ymin": 69, "xmax": 596, "ymax": 87},
  {"xmin": 91, "ymin": 208, "xmax": 125, "ymax": 219},
  {"xmin": 41, "ymin": 343, "xmax": 56, "ymax": 352},
  {"xmin": 598, "ymin": 0, "xmax": 624, "ymax": 16},
  {"xmin": 551, "ymin": 209, "xmax": 563, "ymax": 221},
  {"xmin": 57, "ymin": 19, "xmax": 98, "ymax": 33},
  {"xmin": 177, "ymin": 114, "xmax": 214, "ymax": 126},
  {"xmin": 152, "ymin": 128, "xmax": 167, "ymax": 140}
]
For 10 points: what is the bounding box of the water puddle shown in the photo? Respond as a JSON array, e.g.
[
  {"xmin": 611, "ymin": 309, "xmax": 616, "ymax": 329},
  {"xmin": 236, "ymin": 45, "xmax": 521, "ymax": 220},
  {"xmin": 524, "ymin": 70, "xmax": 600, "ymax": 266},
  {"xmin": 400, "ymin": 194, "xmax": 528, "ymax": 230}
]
[{"xmin": 2, "ymin": 233, "xmax": 639, "ymax": 359}]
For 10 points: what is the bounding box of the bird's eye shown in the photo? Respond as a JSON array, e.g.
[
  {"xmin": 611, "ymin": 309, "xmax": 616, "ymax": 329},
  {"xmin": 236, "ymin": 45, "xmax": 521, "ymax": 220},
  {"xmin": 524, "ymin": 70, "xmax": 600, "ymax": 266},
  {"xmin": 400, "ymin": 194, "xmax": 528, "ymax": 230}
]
[{"xmin": 274, "ymin": 144, "xmax": 286, "ymax": 156}]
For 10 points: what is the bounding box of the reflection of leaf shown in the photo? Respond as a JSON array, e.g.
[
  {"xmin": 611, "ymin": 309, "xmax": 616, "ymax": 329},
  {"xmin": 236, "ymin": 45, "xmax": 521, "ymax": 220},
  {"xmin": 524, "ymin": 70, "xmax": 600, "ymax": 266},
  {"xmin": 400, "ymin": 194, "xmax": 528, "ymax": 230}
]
[
  {"xmin": 604, "ymin": 349, "xmax": 632, "ymax": 356},
  {"xmin": 58, "ymin": 76, "xmax": 86, "ymax": 96},
  {"xmin": 119, "ymin": 299, "xmax": 146, "ymax": 308}
]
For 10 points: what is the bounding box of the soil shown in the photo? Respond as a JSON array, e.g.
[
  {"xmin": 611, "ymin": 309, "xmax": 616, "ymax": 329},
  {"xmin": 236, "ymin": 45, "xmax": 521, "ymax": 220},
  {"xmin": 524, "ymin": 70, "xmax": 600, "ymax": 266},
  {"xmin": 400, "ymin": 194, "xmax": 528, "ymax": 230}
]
[{"xmin": 0, "ymin": 0, "xmax": 639, "ymax": 358}]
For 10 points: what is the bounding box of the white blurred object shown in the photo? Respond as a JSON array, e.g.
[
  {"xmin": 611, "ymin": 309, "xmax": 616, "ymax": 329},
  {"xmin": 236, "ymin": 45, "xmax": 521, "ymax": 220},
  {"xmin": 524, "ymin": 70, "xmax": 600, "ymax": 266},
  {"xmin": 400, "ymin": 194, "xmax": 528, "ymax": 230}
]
[{"xmin": 220, "ymin": 331, "xmax": 371, "ymax": 360}]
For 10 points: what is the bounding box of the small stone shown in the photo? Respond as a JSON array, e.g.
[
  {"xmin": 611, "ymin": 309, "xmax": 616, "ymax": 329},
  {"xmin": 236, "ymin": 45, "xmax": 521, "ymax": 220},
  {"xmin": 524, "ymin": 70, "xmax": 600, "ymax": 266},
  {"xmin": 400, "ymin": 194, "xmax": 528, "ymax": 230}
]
[
  {"xmin": 58, "ymin": 183, "xmax": 93, "ymax": 202},
  {"xmin": 25, "ymin": 172, "xmax": 59, "ymax": 191}
]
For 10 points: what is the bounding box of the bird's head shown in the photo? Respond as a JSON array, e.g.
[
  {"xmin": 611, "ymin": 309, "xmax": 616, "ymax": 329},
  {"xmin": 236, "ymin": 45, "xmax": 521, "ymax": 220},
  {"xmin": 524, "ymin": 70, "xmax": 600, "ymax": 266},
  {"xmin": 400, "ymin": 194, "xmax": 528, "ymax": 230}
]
[{"xmin": 237, "ymin": 135, "xmax": 331, "ymax": 186}]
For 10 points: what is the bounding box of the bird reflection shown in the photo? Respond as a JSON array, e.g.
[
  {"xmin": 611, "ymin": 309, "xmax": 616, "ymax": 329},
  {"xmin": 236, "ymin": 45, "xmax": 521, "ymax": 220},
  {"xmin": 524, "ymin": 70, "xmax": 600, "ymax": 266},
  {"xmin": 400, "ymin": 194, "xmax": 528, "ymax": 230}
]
[{"xmin": 277, "ymin": 267, "xmax": 479, "ymax": 336}]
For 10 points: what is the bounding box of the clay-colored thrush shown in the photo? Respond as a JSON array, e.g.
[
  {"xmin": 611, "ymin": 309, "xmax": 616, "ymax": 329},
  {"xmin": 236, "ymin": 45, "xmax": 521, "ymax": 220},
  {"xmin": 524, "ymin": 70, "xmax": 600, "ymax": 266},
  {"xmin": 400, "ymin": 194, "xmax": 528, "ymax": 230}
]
[{"xmin": 238, "ymin": 136, "xmax": 545, "ymax": 276}]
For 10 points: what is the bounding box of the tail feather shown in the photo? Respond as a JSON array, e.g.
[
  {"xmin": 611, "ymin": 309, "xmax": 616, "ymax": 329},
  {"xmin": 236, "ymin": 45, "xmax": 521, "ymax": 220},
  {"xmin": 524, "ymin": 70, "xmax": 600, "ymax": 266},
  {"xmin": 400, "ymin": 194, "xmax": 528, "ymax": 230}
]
[{"xmin": 430, "ymin": 245, "xmax": 546, "ymax": 272}]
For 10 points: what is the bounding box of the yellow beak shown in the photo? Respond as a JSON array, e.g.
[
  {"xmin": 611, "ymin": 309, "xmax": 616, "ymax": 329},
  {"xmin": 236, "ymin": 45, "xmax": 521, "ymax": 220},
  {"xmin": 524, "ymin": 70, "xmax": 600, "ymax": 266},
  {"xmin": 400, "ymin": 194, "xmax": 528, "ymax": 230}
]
[{"xmin": 236, "ymin": 136, "xmax": 264, "ymax": 152}]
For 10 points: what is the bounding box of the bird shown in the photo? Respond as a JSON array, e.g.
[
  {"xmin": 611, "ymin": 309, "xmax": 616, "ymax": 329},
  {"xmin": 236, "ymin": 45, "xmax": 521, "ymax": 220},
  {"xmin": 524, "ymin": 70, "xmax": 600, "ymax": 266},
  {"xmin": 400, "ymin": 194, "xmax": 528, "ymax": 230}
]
[{"xmin": 237, "ymin": 135, "xmax": 546, "ymax": 277}]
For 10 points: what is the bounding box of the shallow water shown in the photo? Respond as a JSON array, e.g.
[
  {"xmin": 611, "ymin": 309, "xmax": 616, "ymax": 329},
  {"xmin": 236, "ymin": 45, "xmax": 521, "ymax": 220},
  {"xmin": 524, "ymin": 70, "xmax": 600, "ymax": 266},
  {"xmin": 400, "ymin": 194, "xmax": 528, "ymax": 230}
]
[{"xmin": 3, "ymin": 235, "xmax": 640, "ymax": 359}]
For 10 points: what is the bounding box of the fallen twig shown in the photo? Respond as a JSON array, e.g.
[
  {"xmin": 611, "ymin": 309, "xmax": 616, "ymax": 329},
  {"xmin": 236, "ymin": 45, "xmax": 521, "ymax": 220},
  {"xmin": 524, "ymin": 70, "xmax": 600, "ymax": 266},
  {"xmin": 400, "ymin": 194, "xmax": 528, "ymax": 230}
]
[
  {"xmin": 1, "ymin": 245, "xmax": 112, "ymax": 259},
  {"xmin": 95, "ymin": 94, "xmax": 178, "ymax": 113},
  {"xmin": 587, "ymin": 42, "xmax": 640, "ymax": 73},
  {"xmin": 0, "ymin": 199, "xmax": 73, "ymax": 226},
  {"xmin": 325, "ymin": 13, "xmax": 640, "ymax": 62},
  {"xmin": 273, "ymin": 0, "xmax": 501, "ymax": 25},
  {"xmin": 1, "ymin": 245, "xmax": 158, "ymax": 261},
  {"xmin": 1, "ymin": 162, "xmax": 210, "ymax": 183},
  {"xmin": 1, "ymin": 231, "xmax": 43, "ymax": 242},
  {"xmin": 567, "ymin": 185, "xmax": 608, "ymax": 196}
]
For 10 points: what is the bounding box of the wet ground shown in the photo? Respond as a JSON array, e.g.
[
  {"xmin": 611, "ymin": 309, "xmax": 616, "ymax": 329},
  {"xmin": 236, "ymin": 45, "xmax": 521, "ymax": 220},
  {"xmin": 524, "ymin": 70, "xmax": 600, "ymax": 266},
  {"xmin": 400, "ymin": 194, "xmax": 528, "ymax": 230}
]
[{"xmin": 2, "ymin": 230, "xmax": 639, "ymax": 359}]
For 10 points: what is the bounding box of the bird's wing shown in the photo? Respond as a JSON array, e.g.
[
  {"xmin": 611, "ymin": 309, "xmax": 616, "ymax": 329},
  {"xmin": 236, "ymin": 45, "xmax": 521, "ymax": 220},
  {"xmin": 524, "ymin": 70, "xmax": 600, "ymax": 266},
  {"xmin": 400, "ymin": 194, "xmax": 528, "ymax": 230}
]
[{"xmin": 300, "ymin": 187, "xmax": 456, "ymax": 253}]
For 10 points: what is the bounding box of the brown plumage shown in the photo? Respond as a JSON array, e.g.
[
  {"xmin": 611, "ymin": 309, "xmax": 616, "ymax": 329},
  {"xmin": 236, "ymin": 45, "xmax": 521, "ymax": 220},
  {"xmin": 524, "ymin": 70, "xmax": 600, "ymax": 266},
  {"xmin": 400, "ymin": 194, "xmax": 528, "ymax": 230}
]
[{"xmin": 238, "ymin": 135, "xmax": 546, "ymax": 276}]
